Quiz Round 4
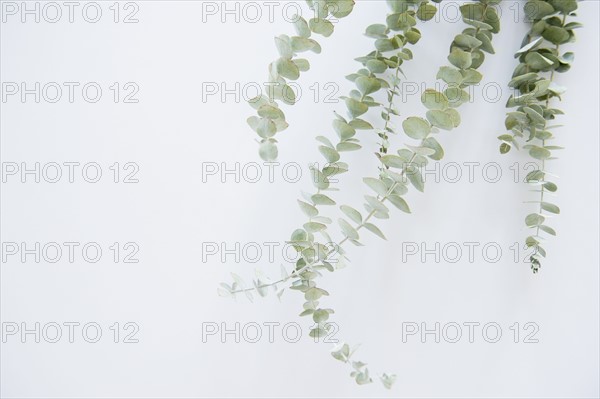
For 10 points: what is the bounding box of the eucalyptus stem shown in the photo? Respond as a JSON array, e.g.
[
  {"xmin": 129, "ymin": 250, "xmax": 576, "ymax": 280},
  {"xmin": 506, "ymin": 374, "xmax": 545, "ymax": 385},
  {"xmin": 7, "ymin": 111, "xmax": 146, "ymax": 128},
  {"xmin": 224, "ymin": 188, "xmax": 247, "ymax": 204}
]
[
  {"xmin": 248, "ymin": 0, "xmax": 356, "ymax": 161},
  {"xmin": 223, "ymin": 0, "xmax": 518, "ymax": 389},
  {"xmin": 500, "ymin": 5, "xmax": 578, "ymax": 272}
]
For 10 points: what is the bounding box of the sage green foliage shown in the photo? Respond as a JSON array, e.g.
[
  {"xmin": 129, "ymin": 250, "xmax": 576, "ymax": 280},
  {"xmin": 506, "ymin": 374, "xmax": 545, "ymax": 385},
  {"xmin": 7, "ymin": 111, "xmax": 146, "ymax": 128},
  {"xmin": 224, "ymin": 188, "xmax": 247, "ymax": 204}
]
[
  {"xmin": 229, "ymin": 0, "xmax": 440, "ymax": 388},
  {"xmin": 223, "ymin": 0, "xmax": 580, "ymax": 389},
  {"xmin": 498, "ymin": 0, "xmax": 579, "ymax": 273},
  {"xmin": 247, "ymin": 0, "xmax": 356, "ymax": 161},
  {"xmin": 225, "ymin": 0, "xmax": 506, "ymax": 389},
  {"xmin": 357, "ymin": 0, "xmax": 501, "ymax": 263}
]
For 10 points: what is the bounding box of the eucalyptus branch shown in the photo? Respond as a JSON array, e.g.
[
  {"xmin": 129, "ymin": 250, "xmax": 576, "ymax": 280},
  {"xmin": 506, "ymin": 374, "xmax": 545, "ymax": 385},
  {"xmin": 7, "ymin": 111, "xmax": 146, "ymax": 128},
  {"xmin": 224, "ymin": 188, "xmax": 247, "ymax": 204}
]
[
  {"xmin": 222, "ymin": 0, "xmax": 441, "ymax": 388},
  {"xmin": 216, "ymin": 0, "xmax": 591, "ymax": 390},
  {"xmin": 247, "ymin": 0, "xmax": 356, "ymax": 161},
  {"xmin": 320, "ymin": 1, "xmax": 503, "ymax": 388},
  {"xmin": 339, "ymin": 0, "xmax": 502, "ymax": 249},
  {"xmin": 498, "ymin": 0, "xmax": 580, "ymax": 273},
  {"xmin": 222, "ymin": 0, "xmax": 503, "ymax": 388}
]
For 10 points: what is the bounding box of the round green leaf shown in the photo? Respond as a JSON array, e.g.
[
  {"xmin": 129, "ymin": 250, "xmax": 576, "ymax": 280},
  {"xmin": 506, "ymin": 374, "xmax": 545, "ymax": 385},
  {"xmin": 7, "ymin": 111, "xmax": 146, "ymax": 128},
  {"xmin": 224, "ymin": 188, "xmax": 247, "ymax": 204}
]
[
  {"xmin": 356, "ymin": 76, "xmax": 382, "ymax": 96},
  {"xmin": 421, "ymin": 89, "xmax": 449, "ymax": 110},
  {"xmin": 402, "ymin": 117, "xmax": 431, "ymax": 139},
  {"xmin": 309, "ymin": 18, "xmax": 334, "ymax": 37},
  {"xmin": 426, "ymin": 110, "xmax": 454, "ymax": 130},
  {"xmin": 448, "ymin": 48, "xmax": 472, "ymax": 70}
]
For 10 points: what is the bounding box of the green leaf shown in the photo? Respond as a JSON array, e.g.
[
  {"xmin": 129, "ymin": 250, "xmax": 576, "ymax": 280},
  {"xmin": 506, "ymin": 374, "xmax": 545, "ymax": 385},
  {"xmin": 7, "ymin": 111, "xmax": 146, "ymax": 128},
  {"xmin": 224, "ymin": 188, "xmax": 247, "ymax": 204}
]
[
  {"xmin": 426, "ymin": 110, "xmax": 454, "ymax": 130},
  {"xmin": 366, "ymin": 59, "xmax": 388, "ymax": 74},
  {"xmin": 338, "ymin": 218, "xmax": 359, "ymax": 240},
  {"xmin": 524, "ymin": 0, "xmax": 555, "ymax": 20},
  {"xmin": 422, "ymin": 137, "xmax": 445, "ymax": 160},
  {"xmin": 313, "ymin": 309, "xmax": 330, "ymax": 323},
  {"xmin": 543, "ymin": 182, "xmax": 558, "ymax": 192},
  {"xmin": 526, "ymin": 170, "xmax": 545, "ymax": 182},
  {"xmin": 323, "ymin": 162, "xmax": 348, "ymax": 177},
  {"xmin": 276, "ymin": 84, "xmax": 297, "ymax": 105},
  {"xmin": 388, "ymin": 194, "xmax": 411, "ymax": 213},
  {"xmin": 255, "ymin": 118, "xmax": 276, "ymax": 138},
  {"xmin": 345, "ymin": 98, "xmax": 369, "ymax": 118},
  {"xmin": 462, "ymin": 18, "xmax": 493, "ymax": 31},
  {"xmin": 331, "ymin": 344, "xmax": 350, "ymax": 362},
  {"xmin": 290, "ymin": 229, "xmax": 307, "ymax": 242},
  {"xmin": 316, "ymin": 135, "xmax": 334, "ymax": 148},
  {"xmin": 274, "ymin": 35, "xmax": 292, "ymax": 58},
  {"xmin": 304, "ymin": 221, "xmax": 327, "ymax": 233},
  {"xmin": 311, "ymin": 167, "xmax": 330, "ymax": 190},
  {"xmin": 363, "ymin": 177, "xmax": 388, "ymax": 196},
  {"xmin": 298, "ymin": 200, "xmax": 318, "ymax": 218},
  {"xmin": 292, "ymin": 58, "xmax": 310, "ymax": 72},
  {"xmin": 329, "ymin": 0, "xmax": 355, "ymax": 18},
  {"xmin": 500, "ymin": 142, "xmax": 511, "ymax": 154},
  {"xmin": 524, "ymin": 107, "xmax": 546, "ymax": 125},
  {"xmin": 483, "ymin": 6, "xmax": 501, "ymax": 33},
  {"xmin": 402, "ymin": 117, "xmax": 431, "ymax": 139},
  {"xmin": 476, "ymin": 32, "xmax": 495, "ymax": 54},
  {"xmin": 416, "ymin": 3, "xmax": 437, "ymax": 21},
  {"xmin": 363, "ymin": 223, "xmax": 386, "ymax": 240},
  {"xmin": 381, "ymin": 374, "xmax": 397, "ymax": 390},
  {"xmin": 406, "ymin": 167, "xmax": 424, "ymax": 192},
  {"xmin": 526, "ymin": 236, "xmax": 539, "ymax": 247},
  {"xmin": 525, "ymin": 52, "xmax": 554, "ymax": 70},
  {"xmin": 293, "ymin": 16, "xmax": 311, "ymax": 38},
  {"xmin": 548, "ymin": 0, "xmax": 578, "ymax": 13},
  {"xmin": 365, "ymin": 23, "xmax": 389, "ymax": 39},
  {"xmin": 516, "ymin": 37, "xmax": 544, "ymax": 55},
  {"xmin": 375, "ymin": 38, "xmax": 397, "ymax": 52},
  {"xmin": 291, "ymin": 37, "xmax": 320, "ymax": 53},
  {"xmin": 541, "ymin": 202, "xmax": 560, "ymax": 214},
  {"xmin": 380, "ymin": 155, "xmax": 406, "ymax": 168},
  {"xmin": 276, "ymin": 59, "xmax": 300, "ymax": 81},
  {"xmin": 365, "ymin": 195, "xmax": 389, "ymax": 214},
  {"xmin": 309, "ymin": 18, "xmax": 334, "ymax": 37},
  {"xmin": 539, "ymin": 225, "xmax": 557, "ymax": 236},
  {"xmin": 421, "ymin": 89, "xmax": 449, "ymax": 110},
  {"xmin": 542, "ymin": 25, "xmax": 570, "ymax": 45},
  {"xmin": 355, "ymin": 369, "xmax": 372, "ymax": 385},
  {"xmin": 259, "ymin": 141, "xmax": 278, "ymax": 161},
  {"xmin": 258, "ymin": 105, "xmax": 284, "ymax": 120},
  {"xmin": 445, "ymin": 108, "xmax": 461, "ymax": 127},
  {"xmin": 248, "ymin": 94, "xmax": 270, "ymax": 110},
  {"xmin": 312, "ymin": 194, "xmax": 336, "ymax": 206},
  {"xmin": 445, "ymin": 87, "xmax": 470, "ymax": 107},
  {"xmin": 319, "ymin": 146, "xmax": 341, "ymax": 163},
  {"xmin": 461, "ymin": 68, "xmax": 483, "ymax": 85},
  {"xmin": 525, "ymin": 213, "xmax": 545, "ymax": 227},
  {"xmin": 305, "ymin": 287, "xmax": 328, "ymax": 301},
  {"xmin": 406, "ymin": 144, "xmax": 435, "ymax": 157},
  {"xmin": 405, "ymin": 29, "xmax": 421, "ymax": 44},
  {"xmin": 340, "ymin": 205, "xmax": 363, "ymax": 224},
  {"xmin": 356, "ymin": 76, "xmax": 382, "ymax": 96},
  {"xmin": 386, "ymin": 12, "xmax": 416, "ymax": 31},
  {"xmin": 529, "ymin": 146, "xmax": 551, "ymax": 160},
  {"xmin": 349, "ymin": 118, "xmax": 373, "ymax": 130},
  {"xmin": 470, "ymin": 49, "xmax": 485, "ymax": 69},
  {"xmin": 508, "ymin": 72, "xmax": 538, "ymax": 88},
  {"xmin": 437, "ymin": 66, "xmax": 463, "ymax": 85},
  {"xmin": 448, "ymin": 48, "xmax": 472, "ymax": 70},
  {"xmin": 386, "ymin": 0, "xmax": 409, "ymax": 13},
  {"xmin": 337, "ymin": 142, "xmax": 362, "ymax": 152},
  {"xmin": 454, "ymin": 33, "xmax": 482, "ymax": 49},
  {"xmin": 333, "ymin": 119, "xmax": 356, "ymax": 140}
]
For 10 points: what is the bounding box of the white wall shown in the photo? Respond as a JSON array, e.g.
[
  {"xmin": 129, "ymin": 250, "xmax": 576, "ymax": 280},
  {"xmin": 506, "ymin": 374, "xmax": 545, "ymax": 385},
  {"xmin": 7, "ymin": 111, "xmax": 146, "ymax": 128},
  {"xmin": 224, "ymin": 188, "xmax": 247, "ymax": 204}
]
[{"xmin": 1, "ymin": 1, "xmax": 598, "ymax": 397}]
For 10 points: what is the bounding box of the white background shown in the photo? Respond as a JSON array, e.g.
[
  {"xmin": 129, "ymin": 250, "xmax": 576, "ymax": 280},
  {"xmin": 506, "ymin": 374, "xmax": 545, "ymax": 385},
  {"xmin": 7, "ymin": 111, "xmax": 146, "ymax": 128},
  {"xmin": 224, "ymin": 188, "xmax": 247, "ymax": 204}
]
[{"xmin": 1, "ymin": 1, "xmax": 598, "ymax": 397}]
